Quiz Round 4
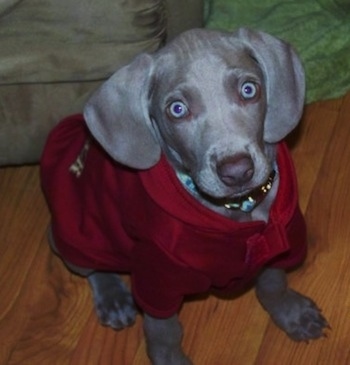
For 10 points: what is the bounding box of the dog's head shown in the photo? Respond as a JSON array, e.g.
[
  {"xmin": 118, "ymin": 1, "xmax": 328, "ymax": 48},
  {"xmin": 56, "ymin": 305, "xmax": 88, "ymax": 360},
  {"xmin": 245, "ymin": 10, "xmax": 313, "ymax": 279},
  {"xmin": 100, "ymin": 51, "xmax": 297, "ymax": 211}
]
[{"xmin": 84, "ymin": 28, "xmax": 305, "ymax": 200}]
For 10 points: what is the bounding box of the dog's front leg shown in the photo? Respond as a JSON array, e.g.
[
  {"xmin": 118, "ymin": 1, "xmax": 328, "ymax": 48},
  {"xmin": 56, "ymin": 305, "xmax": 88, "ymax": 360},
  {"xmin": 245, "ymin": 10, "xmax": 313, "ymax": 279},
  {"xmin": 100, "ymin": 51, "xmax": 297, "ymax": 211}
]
[
  {"xmin": 256, "ymin": 268, "xmax": 329, "ymax": 341},
  {"xmin": 144, "ymin": 314, "xmax": 192, "ymax": 365},
  {"xmin": 88, "ymin": 272, "xmax": 137, "ymax": 330}
]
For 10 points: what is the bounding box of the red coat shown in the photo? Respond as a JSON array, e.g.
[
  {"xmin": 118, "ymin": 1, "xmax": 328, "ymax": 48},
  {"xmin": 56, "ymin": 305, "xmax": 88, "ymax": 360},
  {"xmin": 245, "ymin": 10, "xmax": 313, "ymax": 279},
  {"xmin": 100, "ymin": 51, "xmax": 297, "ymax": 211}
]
[{"xmin": 41, "ymin": 114, "xmax": 307, "ymax": 318}]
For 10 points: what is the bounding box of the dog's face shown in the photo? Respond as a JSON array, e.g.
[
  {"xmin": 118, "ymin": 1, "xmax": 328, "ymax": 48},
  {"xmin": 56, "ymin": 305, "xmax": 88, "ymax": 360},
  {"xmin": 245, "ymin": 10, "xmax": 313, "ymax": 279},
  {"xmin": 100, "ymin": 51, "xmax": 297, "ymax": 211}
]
[
  {"xmin": 84, "ymin": 28, "xmax": 305, "ymax": 202},
  {"xmin": 149, "ymin": 38, "xmax": 274, "ymax": 199}
]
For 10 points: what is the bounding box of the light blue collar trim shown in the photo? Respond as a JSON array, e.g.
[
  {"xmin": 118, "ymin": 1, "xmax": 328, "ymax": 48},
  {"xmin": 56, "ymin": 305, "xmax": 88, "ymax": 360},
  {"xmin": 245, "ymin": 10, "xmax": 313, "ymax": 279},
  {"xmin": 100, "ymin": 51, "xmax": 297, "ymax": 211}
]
[{"xmin": 177, "ymin": 167, "xmax": 277, "ymax": 213}]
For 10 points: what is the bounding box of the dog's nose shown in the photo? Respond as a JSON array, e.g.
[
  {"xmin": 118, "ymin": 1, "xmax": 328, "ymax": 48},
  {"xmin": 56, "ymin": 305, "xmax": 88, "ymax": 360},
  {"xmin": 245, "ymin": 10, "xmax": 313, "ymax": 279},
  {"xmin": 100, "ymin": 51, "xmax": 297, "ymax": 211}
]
[{"xmin": 217, "ymin": 154, "xmax": 254, "ymax": 186}]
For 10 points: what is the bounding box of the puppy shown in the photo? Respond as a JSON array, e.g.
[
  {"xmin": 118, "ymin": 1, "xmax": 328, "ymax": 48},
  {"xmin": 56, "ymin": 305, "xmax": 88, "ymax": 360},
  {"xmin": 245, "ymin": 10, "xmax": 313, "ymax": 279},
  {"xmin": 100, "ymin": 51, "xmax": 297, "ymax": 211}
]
[{"xmin": 41, "ymin": 28, "xmax": 328, "ymax": 365}]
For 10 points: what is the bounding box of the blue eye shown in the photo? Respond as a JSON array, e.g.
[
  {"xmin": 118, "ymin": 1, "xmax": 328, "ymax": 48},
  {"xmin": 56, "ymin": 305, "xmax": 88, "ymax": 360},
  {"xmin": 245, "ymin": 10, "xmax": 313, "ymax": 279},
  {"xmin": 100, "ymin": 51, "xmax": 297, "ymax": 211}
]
[
  {"xmin": 168, "ymin": 101, "xmax": 189, "ymax": 119},
  {"xmin": 241, "ymin": 82, "xmax": 258, "ymax": 100}
]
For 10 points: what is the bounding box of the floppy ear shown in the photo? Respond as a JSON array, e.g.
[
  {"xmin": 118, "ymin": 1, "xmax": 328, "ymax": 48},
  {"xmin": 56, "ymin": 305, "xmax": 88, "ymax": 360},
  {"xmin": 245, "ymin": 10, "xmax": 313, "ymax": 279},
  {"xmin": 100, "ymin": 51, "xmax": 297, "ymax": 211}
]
[
  {"xmin": 236, "ymin": 28, "xmax": 305, "ymax": 142},
  {"xmin": 83, "ymin": 53, "xmax": 161, "ymax": 169}
]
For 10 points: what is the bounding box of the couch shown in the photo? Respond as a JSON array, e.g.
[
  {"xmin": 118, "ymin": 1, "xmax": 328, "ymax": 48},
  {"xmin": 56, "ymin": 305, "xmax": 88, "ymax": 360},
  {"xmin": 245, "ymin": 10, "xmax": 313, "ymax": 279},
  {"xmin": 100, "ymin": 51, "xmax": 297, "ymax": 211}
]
[{"xmin": 0, "ymin": 0, "xmax": 204, "ymax": 166}]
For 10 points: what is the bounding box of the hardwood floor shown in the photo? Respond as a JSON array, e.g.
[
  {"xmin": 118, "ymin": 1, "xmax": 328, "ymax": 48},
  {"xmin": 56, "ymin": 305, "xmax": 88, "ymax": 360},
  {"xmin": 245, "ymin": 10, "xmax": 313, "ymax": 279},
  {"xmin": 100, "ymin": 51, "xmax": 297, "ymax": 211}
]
[{"xmin": 1, "ymin": 91, "xmax": 350, "ymax": 364}]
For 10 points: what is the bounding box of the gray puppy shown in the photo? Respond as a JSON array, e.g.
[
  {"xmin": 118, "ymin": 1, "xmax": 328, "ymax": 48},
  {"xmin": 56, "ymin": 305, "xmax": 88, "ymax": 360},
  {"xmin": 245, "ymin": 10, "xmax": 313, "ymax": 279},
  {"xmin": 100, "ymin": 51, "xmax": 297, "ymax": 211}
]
[{"xmin": 41, "ymin": 28, "xmax": 328, "ymax": 365}]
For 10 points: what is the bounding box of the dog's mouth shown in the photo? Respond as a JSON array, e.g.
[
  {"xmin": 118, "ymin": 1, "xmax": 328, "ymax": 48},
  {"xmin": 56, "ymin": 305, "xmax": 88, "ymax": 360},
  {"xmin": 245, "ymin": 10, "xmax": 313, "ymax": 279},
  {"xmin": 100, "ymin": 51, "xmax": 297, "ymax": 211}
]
[{"xmin": 177, "ymin": 169, "xmax": 277, "ymax": 213}]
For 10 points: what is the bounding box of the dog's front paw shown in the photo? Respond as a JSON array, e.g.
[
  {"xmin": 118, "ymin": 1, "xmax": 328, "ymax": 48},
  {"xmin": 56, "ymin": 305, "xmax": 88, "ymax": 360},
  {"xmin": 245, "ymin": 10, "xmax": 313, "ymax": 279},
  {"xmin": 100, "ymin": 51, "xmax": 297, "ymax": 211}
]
[
  {"xmin": 88, "ymin": 273, "xmax": 137, "ymax": 330},
  {"xmin": 94, "ymin": 289, "xmax": 137, "ymax": 330},
  {"xmin": 144, "ymin": 314, "xmax": 193, "ymax": 365},
  {"xmin": 269, "ymin": 289, "xmax": 329, "ymax": 341},
  {"xmin": 148, "ymin": 348, "xmax": 193, "ymax": 365}
]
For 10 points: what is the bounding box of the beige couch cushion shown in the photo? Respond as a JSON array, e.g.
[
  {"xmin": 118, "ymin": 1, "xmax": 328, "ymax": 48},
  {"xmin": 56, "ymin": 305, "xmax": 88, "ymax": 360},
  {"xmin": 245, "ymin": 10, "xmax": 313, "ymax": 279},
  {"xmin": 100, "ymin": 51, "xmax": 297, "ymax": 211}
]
[
  {"xmin": 0, "ymin": 0, "xmax": 165, "ymax": 84},
  {"xmin": 0, "ymin": 0, "xmax": 166, "ymax": 165}
]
